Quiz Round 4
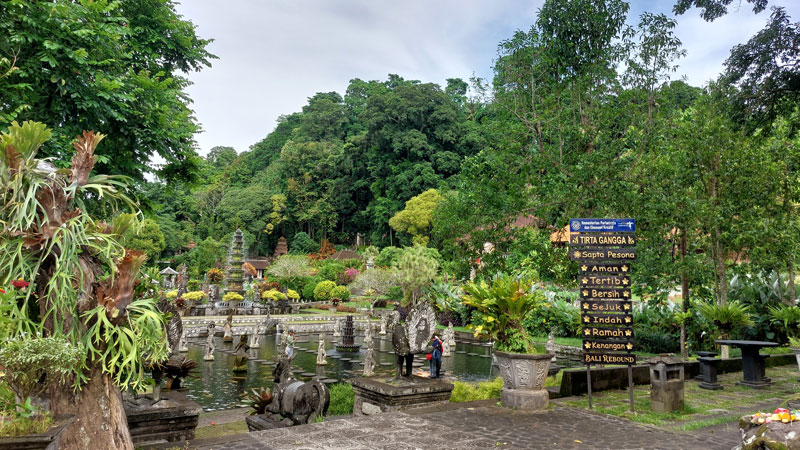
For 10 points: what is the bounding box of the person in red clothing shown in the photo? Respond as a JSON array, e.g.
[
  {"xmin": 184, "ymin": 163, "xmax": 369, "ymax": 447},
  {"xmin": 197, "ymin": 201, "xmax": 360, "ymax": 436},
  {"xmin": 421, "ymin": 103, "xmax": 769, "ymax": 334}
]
[{"xmin": 430, "ymin": 334, "xmax": 443, "ymax": 378}]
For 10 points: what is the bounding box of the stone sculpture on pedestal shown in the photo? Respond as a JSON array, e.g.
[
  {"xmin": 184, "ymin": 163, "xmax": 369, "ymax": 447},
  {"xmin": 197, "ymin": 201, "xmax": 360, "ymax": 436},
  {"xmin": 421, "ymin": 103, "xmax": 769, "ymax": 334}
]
[
  {"xmin": 380, "ymin": 315, "xmax": 387, "ymax": 335},
  {"xmin": 204, "ymin": 323, "xmax": 215, "ymax": 361},
  {"xmin": 447, "ymin": 323, "xmax": 456, "ymax": 350},
  {"xmin": 391, "ymin": 302, "xmax": 436, "ymax": 379},
  {"xmin": 233, "ymin": 334, "xmax": 250, "ymax": 373},
  {"xmin": 333, "ymin": 318, "xmax": 342, "ymax": 337},
  {"xmin": 363, "ymin": 339, "xmax": 376, "ymax": 376},
  {"xmin": 223, "ymin": 313, "xmax": 233, "ymax": 342},
  {"xmin": 442, "ymin": 327, "xmax": 452, "ymax": 357},
  {"xmin": 178, "ymin": 331, "xmax": 189, "ymax": 353},
  {"xmin": 250, "ymin": 328, "xmax": 261, "ymax": 349},
  {"xmin": 316, "ymin": 334, "xmax": 327, "ymax": 365}
]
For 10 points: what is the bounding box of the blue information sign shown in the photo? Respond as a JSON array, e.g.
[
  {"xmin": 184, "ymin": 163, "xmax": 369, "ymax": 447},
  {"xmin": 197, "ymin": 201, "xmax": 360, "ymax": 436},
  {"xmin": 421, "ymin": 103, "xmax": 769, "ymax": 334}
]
[{"xmin": 570, "ymin": 218, "xmax": 635, "ymax": 233}]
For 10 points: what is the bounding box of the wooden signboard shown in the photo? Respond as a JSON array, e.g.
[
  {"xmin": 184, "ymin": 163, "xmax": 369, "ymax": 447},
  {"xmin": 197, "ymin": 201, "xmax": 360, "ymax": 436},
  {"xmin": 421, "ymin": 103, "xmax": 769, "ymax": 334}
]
[
  {"xmin": 583, "ymin": 339, "xmax": 634, "ymax": 352},
  {"xmin": 570, "ymin": 234, "xmax": 637, "ymax": 246},
  {"xmin": 570, "ymin": 218, "xmax": 636, "ymax": 411},
  {"xmin": 579, "ymin": 275, "xmax": 630, "ymax": 287},
  {"xmin": 580, "ymin": 288, "xmax": 631, "ymax": 299},
  {"xmin": 583, "ymin": 353, "xmax": 637, "ymax": 365},
  {"xmin": 582, "ymin": 313, "xmax": 633, "ymax": 326},
  {"xmin": 580, "ymin": 300, "xmax": 632, "ymax": 312},
  {"xmin": 570, "ymin": 248, "xmax": 636, "ymax": 261},
  {"xmin": 579, "ymin": 263, "xmax": 631, "ymax": 274}
]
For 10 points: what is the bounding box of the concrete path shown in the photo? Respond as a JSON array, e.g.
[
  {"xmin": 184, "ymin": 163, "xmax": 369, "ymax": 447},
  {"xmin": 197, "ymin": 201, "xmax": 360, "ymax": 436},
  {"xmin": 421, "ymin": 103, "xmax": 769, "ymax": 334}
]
[{"xmin": 163, "ymin": 401, "xmax": 739, "ymax": 450}]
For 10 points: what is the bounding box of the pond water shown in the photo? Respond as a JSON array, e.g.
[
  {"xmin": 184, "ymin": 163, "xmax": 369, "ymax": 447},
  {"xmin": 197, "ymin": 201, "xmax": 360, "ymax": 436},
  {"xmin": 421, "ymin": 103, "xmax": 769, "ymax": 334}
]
[{"xmin": 180, "ymin": 331, "xmax": 582, "ymax": 411}]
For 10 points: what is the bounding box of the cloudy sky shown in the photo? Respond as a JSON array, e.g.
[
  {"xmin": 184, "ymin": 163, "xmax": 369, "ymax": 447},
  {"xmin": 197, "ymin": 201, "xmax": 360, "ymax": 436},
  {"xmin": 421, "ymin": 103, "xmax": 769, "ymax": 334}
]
[{"xmin": 175, "ymin": 0, "xmax": 800, "ymax": 156}]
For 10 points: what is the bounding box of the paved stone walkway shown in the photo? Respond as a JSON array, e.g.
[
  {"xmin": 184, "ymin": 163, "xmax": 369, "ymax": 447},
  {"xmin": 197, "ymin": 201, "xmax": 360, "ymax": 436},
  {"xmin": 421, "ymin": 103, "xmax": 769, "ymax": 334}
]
[{"xmin": 170, "ymin": 402, "xmax": 738, "ymax": 450}]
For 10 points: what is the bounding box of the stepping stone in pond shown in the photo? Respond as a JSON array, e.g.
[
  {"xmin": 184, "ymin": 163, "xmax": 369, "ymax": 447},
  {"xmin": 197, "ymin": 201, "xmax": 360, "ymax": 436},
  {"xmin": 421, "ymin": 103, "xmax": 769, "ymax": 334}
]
[
  {"xmin": 456, "ymin": 351, "xmax": 467, "ymax": 354},
  {"xmin": 467, "ymin": 353, "xmax": 478, "ymax": 356},
  {"xmin": 478, "ymin": 354, "xmax": 491, "ymax": 358},
  {"xmin": 301, "ymin": 372, "xmax": 317, "ymax": 377},
  {"xmin": 379, "ymin": 362, "xmax": 393, "ymax": 366},
  {"xmin": 321, "ymin": 378, "xmax": 338, "ymax": 384}
]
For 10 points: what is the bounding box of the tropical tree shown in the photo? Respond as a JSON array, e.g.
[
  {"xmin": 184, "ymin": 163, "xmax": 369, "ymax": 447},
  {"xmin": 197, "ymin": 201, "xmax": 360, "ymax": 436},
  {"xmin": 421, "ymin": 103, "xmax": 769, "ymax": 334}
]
[{"xmin": 0, "ymin": 121, "xmax": 168, "ymax": 449}]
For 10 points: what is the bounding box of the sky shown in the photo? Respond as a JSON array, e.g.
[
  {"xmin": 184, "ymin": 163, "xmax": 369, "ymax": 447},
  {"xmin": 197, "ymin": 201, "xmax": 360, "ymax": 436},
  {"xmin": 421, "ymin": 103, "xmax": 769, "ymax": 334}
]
[{"xmin": 174, "ymin": 0, "xmax": 800, "ymax": 157}]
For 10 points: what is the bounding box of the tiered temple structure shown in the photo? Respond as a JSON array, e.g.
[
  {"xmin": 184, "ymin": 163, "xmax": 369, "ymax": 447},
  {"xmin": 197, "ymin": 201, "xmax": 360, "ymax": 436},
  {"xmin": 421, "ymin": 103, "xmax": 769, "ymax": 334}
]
[{"xmin": 224, "ymin": 229, "xmax": 246, "ymax": 297}]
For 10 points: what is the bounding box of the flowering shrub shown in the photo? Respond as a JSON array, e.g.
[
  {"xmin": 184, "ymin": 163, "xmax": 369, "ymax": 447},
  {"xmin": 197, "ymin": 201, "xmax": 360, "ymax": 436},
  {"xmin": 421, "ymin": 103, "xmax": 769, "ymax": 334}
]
[
  {"xmin": 315, "ymin": 304, "xmax": 329, "ymax": 310},
  {"xmin": 182, "ymin": 291, "xmax": 207, "ymax": 303},
  {"xmin": 165, "ymin": 290, "xmax": 178, "ymax": 300},
  {"xmin": 287, "ymin": 289, "xmax": 300, "ymax": 300},
  {"xmin": 223, "ymin": 292, "xmax": 243, "ymax": 302},
  {"xmin": 336, "ymin": 305, "xmax": 357, "ymax": 313},
  {"xmin": 313, "ymin": 280, "xmax": 337, "ymax": 301},
  {"xmin": 258, "ymin": 280, "xmax": 281, "ymax": 294},
  {"xmin": 342, "ymin": 268, "xmax": 359, "ymax": 284},
  {"xmin": 261, "ymin": 289, "xmax": 286, "ymax": 302},
  {"xmin": 331, "ymin": 285, "xmax": 350, "ymax": 301},
  {"xmin": 241, "ymin": 262, "xmax": 257, "ymax": 278},
  {"xmin": 207, "ymin": 268, "xmax": 224, "ymax": 284}
]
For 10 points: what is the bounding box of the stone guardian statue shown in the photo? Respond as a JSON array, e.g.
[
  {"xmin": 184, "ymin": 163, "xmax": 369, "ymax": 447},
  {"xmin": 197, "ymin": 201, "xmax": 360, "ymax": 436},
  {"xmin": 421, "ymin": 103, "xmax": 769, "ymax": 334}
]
[{"xmin": 316, "ymin": 334, "xmax": 327, "ymax": 366}]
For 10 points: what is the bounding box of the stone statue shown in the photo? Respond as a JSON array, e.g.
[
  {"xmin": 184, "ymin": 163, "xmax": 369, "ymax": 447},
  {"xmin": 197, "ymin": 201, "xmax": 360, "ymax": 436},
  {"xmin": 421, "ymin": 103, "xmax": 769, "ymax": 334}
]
[
  {"xmin": 204, "ymin": 323, "xmax": 216, "ymax": 361},
  {"xmin": 233, "ymin": 334, "xmax": 250, "ymax": 373},
  {"xmin": 250, "ymin": 328, "xmax": 261, "ymax": 349},
  {"xmin": 546, "ymin": 332, "xmax": 557, "ymax": 362},
  {"xmin": 316, "ymin": 334, "xmax": 327, "ymax": 366},
  {"xmin": 391, "ymin": 303, "xmax": 436, "ymax": 379},
  {"xmin": 279, "ymin": 328, "xmax": 288, "ymax": 354},
  {"xmin": 379, "ymin": 315, "xmax": 387, "ymax": 335},
  {"xmin": 442, "ymin": 324, "xmax": 454, "ymax": 357},
  {"xmin": 264, "ymin": 356, "xmax": 330, "ymax": 425},
  {"xmin": 333, "ymin": 318, "xmax": 342, "ymax": 337},
  {"xmin": 447, "ymin": 323, "xmax": 456, "ymax": 350},
  {"xmin": 364, "ymin": 320, "xmax": 373, "ymax": 346},
  {"xmin": 363, "ymin": 338, "xmax": 376, "ymax": 377},
  {"xmin": 223, "ymin": 313, "xmax": 233, "ymax": 342},
  {"xmin": 178, "ymin": 332, "xmax": 189, "ymax": 353}
]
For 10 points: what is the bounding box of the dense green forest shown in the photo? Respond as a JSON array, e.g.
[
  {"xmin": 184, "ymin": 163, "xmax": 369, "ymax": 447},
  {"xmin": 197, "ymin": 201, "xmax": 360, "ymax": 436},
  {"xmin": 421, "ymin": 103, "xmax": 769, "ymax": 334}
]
[{"xmin": 4, "ymin": 0, "xmax": 800, "ymax": 296}]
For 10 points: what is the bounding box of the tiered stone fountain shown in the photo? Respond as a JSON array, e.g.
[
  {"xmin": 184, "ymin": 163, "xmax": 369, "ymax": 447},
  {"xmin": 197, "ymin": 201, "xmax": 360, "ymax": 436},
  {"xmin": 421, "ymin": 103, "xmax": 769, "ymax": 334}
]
[
  {"xmin": 335, "ymin": 315, "xmax": 361, "ymax": 352},
  {"xmin": 224, "ymin": 229, "xmax": 246, "ymax": 299}
]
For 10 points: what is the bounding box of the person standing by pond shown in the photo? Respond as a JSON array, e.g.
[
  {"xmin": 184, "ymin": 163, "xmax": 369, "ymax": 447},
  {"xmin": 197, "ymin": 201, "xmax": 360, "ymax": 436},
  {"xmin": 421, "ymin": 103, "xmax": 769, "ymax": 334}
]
[
  {"xmin": 285, "ymin": 329, "xmax": 296, "ymax": 359},
  {"xmin": 430, "ymin": 334, "xmax": 443, "ymax": 378}
]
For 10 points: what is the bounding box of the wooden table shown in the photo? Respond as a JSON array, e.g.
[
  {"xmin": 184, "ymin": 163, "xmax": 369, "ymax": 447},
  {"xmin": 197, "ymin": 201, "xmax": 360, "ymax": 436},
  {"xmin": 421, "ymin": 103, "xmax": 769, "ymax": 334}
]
[{"xmin": 715, "ymin": 339, "xmax": 778, "ymax": 389}]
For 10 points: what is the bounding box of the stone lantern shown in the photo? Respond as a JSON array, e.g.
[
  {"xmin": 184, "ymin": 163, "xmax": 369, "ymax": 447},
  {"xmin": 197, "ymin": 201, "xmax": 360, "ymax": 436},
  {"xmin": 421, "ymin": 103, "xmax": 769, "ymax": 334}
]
[{"xmin": 647, "ymin": 355, "xmax": 685, "ymax": 413}]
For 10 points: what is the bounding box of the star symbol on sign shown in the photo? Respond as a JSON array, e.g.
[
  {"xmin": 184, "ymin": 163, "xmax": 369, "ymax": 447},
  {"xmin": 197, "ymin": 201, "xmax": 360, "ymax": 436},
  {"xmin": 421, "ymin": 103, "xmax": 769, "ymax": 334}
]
[
  {"xmin": 583, "ymin": 303, "xmax": 590, "ymax": 310},
  {"xmin": 583, "ymin": 290, "xmax": 589, "ymax": 297},
  {"xmin": 583, "ymin": 316, "xmax": 590, "ymax": 323},
  {"xmin": 582, "ymin": 278, "xmax": 588, "ymax": 284},
  {"xmin": 622, "ymin": 265, "xmax": 628, "ymax": 272},
  {"xmin": 622, "ymin": 278, "xmax": 629, "ymax": 285},
  {"xmin": 573, "ymin": 251, "xmax": 581, "ymax": 258},
  {"xmin": 624, "ymin": 316, "xmax": 631, "ymax": 323},
  {"xmin": 623, "ymin": 291, "xmax": 630, "ymax": 298},
  {"xmin": 584, "ymin": 329, "xmax": 591, "ymax": 336},
  {"xmin": 626, "ymin": 343, "xmax": 633, "ymax": 350},
  {"xmin": 585, "ymin": 342, "xmax": 591, "ymax": 349},
  {"xmin": 581, "ymin": 265, "xmax": 588, "ymax": 271},
  {"xmin": 624, "ymin": 303, "xmax": 631, "ymax": 310},
  {"xmin": 625, "ymin": 330, "xmax": 632, "ymax": 337}
]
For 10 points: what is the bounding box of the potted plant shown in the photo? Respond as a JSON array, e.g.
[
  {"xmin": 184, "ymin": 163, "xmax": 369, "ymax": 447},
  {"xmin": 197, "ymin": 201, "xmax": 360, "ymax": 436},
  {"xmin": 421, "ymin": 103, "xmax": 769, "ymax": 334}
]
[
  {"xmin": 696, "ymin": 300, "xmax": 753, "ymax": 358},
  {"xmin": 463, "ymin": 274, "xmax": 551, "ymax": 410},
  {"xmin": 0, "ymin": 334, "xmax": 81, "ymax": 450},
  {"xmin": 768, "ymin": 304, "xmax": 800, "ymax": 373}
]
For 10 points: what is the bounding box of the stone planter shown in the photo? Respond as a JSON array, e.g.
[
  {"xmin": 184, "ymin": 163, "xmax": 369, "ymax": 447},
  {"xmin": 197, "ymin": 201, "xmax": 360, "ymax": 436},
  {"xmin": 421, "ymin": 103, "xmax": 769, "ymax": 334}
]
[
  {"xmin": 124, "ymin": 390, "xmax": 203, "ymax": 445},
  {"xmin": 494, "ymin": 351, "xmax": 553, "ymax": 410},
  {"xmin": 0, "ymin": 414, "xmax": 73, "ymax": 450}
]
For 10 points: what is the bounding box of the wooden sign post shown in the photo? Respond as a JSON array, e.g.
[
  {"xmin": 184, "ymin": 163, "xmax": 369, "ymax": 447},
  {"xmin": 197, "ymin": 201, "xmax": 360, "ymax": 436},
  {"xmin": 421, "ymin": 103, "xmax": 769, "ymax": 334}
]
[{"xmin": 569, "ymin": 218, "xmax": 636, "ymax": 412}]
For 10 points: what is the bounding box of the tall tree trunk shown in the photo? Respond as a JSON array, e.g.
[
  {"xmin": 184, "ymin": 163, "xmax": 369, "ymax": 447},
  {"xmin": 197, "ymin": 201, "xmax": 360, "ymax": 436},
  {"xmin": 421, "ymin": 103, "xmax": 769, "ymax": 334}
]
[
  {"xmin": 680, "ymin": 230, "xmax": 689, "ymax": 359},
  {"xmin": 788, "ymin": 260, "xmax": 795, "ymax": 306},
  {"xmin": 48, "ymin": 365, "xmax": 133, "ymax": 450}
]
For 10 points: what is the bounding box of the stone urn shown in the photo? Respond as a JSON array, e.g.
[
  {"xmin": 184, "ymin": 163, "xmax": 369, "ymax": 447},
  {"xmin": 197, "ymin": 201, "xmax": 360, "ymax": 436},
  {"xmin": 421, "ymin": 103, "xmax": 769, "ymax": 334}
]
[
  {"xmin": 494, "ymin": 351, "xmax": 553, "ymax": 410},
  {"xmin": 0, "ymin": 415, "xmax": 74, "ymax": 450}
]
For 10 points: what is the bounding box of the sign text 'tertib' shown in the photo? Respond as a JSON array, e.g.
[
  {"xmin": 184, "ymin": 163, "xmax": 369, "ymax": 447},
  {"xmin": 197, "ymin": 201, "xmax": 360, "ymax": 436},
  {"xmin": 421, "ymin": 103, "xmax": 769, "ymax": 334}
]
[
  {"xmin": 580, "ymin": 275, "xmax": 630, "ymax": 287},
  {"xmin": 581, "ymin": 300, "xmax": 632, "ymax": 312},
  {"xmin": 583, "ymin": 353, "xmax": 637, "ymax": 365},
  {"xmin": 570, "ymin": 218, "xmax": 636, "ymax": 233},
  {"xmin": 582, "ymin": 313, "xmax": 633, "ymax": 326},
  {"xmin": 583, "ymin": 340, "xmax": 634, "ymax": 352},
  {"xmin": 581, "ymin": 288, "xmax": 631, "ymax": 299},
  {"xmin": 583, "ymin": 326, "xmax": 633, "ymax": 338},
  {"xmin": 570, "ymin": 234, "xmax": 637, "ymax": 246},
  {"xmin": 570, "ymin": 248, "xmax": 636, "ymax": 261},
  {"xmin": 580, "ymin": 263, "xmax": 631, "ymax": 274}
]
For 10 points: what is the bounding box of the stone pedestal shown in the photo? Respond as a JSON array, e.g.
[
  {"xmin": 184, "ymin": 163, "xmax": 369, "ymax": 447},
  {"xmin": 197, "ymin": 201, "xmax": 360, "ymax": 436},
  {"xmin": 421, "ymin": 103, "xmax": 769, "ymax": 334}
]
[
  {"xmin": 647, "ymin": 355, "xmax": 685, "ymax": 413},
  {"xmin": 351, "ymin": 376, "xmax": 454, "ymax": 415},
  {"xmin": 694, "ymin": 351, "xmax": 718, "ymax": 381},
  {"xmin": 494, "ymin": 351, "xmax": 552, "ymax": 411},
  {"xmin": 0, "ymin": 415, "xmax": 73, "ymax": 450},
  {"xmin": 697, "ymin": 356, "xmax": 723, "ymax": 390},
  {"xmin": 123, "ymin": 390, "xmax": 203, "ymax": 445}
]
